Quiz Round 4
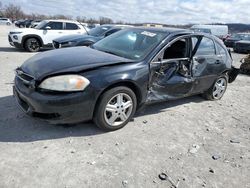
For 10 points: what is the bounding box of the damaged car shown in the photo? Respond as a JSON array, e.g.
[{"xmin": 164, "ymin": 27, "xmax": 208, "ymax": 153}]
[
  {"xmin": 13, "ymin": 27, "xmax": 238, "ymax": 131},
  {"xmin": 233, "ymin": 34, "xmax": 250, "ymax": 53}
]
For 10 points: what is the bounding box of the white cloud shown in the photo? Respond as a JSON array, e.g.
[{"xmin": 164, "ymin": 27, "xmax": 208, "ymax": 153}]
[{"xmin": 1, "ymin": 0, "xmax": 250, "ymax": 24}]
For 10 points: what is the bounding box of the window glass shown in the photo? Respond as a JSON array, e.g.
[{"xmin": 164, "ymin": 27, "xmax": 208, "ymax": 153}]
[
  {"xmin": 88, "ymin": 26, "xmax": 112, "ymax": 36},
  {"xmin": 47, "ymin": 22, "xmax": 63, "ymax": 30},
  {"xmin": 217, "ymin": 43, "xmax": 227, "ymax": 62},
  {"xmin": 66, "ymin": 23, "xmax": 79, "ymax": 30},
  {"xmin": 93, "ymin": 29, "xmax": 166, "ymax": 60},
  {"xmin": 194, "ymin": 37, "xmax": 215, "ymax": 56}
]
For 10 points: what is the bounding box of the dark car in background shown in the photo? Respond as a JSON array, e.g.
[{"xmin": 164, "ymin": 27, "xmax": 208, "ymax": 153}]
[
  {"xmin": 224, "ymin": 33, "xmax": 250, "ymax": 47},
  {"xmin": 13, "ymin": 27, "xmax": 238, "ymax": 131},
  {"xmin": 52, "ymin": 25, "xmax": 130, "ymax": 48},
  {"xmin": 15, "ymin": 19, "xmax": 33, "ymax": 28},
  {"xmin": 233, "ymin": 34, "xmax": 250, "ymax": 53}
]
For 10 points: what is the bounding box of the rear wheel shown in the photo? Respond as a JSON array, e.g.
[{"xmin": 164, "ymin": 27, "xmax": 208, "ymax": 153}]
[
  {"xmin": 25, "ymin": 38, "xmax": 40, "ymax": 52},
  {"xmin": 203, "ymin": 75, "xmax": 228, "ymax": 100},
  {"xmin": 93, "ymin": 86, "xmax": 137, "ymax": 131}
]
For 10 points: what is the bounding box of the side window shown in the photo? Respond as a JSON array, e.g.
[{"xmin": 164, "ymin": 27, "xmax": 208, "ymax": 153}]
[
  {"xmin": 193, "ymin": 37, "xmax": 215, "ymax": 56},
  {"xmin": 46, "ymin": 22, "xmax": 63, "ymax": 30},
  {"xmin": 217, "ymin": 43, "xmax": 227, "ymax": 62},
  {"xmin": 65, "ymin": 23, "xmax": 79, "ymax": 30}
]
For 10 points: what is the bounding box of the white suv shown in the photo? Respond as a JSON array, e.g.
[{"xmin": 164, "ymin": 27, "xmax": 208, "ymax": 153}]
[
  {"xmin": 0, "ymin": 18, "xmax": 12, "ymax": 25},
  {"xmin": 8, "ymin": 20, "xmax": 87, "ymax": 52}
]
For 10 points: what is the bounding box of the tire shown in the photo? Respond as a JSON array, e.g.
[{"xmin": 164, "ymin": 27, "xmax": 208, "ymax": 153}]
[
  {"xmin": 202, "ymin": 75, "xmax": 228, "ymax": 101},
  {"xmin": 93, "ymin": 86, "xmax": 137, "ymax": 131},
  {"xmin": 24, "ymin": 38, "xmax": 40, "ymax": 52},
  {"xmin": 6, "ymin": 22, "xmax": 11, "ymax": 26}
]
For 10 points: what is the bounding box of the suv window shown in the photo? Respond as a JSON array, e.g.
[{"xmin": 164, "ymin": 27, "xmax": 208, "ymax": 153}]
[
  {"xmin": 193, "ymin": 37, "xmax": 215, "ymax": 56},
  {"xmin": 66, "ymin": 23, "xmax": 79, "ymax": 30},
  {"xmin": 46, "ymin": 22, "xmax": 63, "ymax": 30}
]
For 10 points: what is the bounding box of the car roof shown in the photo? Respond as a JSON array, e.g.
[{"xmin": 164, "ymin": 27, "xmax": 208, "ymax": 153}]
[
  {"xmin": 44, "ymin": 19, "xmax": 80, "ymax": 24},
  {"xmin": 127, "ymin": 26, "xmax": 191, "ymax": 35}
]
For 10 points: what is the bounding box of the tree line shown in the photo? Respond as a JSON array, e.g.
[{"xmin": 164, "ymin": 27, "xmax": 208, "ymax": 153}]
[{"xmin": 0, "ymin": 1, "xmax": 125, "ymax": 25}]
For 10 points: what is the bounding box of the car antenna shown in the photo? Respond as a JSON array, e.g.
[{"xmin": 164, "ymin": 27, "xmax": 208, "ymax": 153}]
[{"xmin": 78, "ymin": 21, "xmax": 89, "ymax": 35}]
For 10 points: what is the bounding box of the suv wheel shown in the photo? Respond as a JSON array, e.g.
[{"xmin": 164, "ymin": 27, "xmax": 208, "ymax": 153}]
[
  {"xmin": 203, "ymin": 75, "xmax": 228, "ymax": 100},
  {"xmin": 94, "ymin": 86, "xmax": 137, "ymax": 131},
  {"xmin": 25, "ymin": 38, "xmax": 40, "ymax": 52}
]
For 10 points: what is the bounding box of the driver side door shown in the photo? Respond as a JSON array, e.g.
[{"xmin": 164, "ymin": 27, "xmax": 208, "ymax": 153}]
[{"xmin": 148, "ymin": 36, "xmax": 195, "ymax": 102}]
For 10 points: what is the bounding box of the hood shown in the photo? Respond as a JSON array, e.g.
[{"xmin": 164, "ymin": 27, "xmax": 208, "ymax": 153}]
[
  {"xmin": 10, "ymin": 28, "xmax": 36, "ymax": 33},
  {"xmin": 236, "ymin": 40, "xmax": 250, "ymax": 44},
  {"xmin": 53, "ymin": 34, "xmax": 91, "ymax": 43},
  {"xmin": 21, "ymin": 47, "xmax": 132, "ymax": 80}
]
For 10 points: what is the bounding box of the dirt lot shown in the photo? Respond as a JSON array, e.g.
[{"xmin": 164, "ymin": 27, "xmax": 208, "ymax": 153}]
[{"xmin": 0, "ymin": 25, "xmax": 249, "ymax": 188}]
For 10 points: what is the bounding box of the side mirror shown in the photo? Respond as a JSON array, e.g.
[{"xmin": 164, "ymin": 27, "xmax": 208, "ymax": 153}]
[{"xmin": 45, "ymin": 26, "xmax": 51, "ymax": 30}]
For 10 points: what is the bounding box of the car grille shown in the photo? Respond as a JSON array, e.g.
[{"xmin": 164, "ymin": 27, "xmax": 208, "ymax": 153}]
[{"xmin": 15, "ymin": 68, "xmax": 35, "ymax": 87}]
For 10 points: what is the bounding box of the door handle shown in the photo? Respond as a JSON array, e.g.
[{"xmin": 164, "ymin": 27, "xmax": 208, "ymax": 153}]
[{"xmin": 58, "ymin": 32, "xmax": 63, "ymax": 34}]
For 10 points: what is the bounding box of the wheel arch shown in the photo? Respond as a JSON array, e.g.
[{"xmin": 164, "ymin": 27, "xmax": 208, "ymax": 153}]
[
  {"xmin": 93, "ymin": 80, "xmax": 144, "ymax": 116},
  {"xmin": 22, "ymin": 34, "xmax": 44, "ymax": 48}
]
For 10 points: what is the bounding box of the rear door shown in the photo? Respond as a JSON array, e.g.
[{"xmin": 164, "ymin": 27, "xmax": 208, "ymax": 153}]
[
  {"xmin": 191, "ymin": 36, "xmax": 224, "ymax": 93},
  {"xmin": 64, "ymin": 22, "xmax": 83, "ymax": 35}
]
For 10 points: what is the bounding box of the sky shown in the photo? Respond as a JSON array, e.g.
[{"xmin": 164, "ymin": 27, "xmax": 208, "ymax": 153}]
[{"xmin": 1, "ymin": 0, "xmax": 250, "ymax": 24}]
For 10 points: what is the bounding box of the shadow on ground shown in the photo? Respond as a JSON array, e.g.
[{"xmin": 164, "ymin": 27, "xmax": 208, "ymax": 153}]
[
  {"xmin": 0, "ymin": 47, "xmax": 52, "ymax": 53},
  {"xmin": 0, "ymin": 94, "xmax": 204, "ymax": 143}
]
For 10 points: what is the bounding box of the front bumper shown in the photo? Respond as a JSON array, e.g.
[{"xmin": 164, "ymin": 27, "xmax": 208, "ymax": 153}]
[
  {"xmin": 8, "ymin": 35, "xmax": 23, "ymax": 49},
  {"xmin": 13, "ymin": 77, "xmax": 96, "ymax": 124}
]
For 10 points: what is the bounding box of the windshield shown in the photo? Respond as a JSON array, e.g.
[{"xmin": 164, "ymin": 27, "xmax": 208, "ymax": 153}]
[
  {"xmin": 93, "ymin": 29, "xmax": 167, "ymax": 60},
  {"xmin": 88, "ymin": 25, "xmax": 112, "ymax": 36},
  {"xmin": 35, "ymin": 20, "xmax": 48, "ymax": 29}
]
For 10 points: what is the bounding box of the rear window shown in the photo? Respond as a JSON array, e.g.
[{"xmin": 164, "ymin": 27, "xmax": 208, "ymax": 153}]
[
  {"xmin": 217, "ymin": 43, "xmax": 228, "ymax": 62},
  {"xmin": 65, "ymin": 23, "xmax": 79, "ymax": 30}
]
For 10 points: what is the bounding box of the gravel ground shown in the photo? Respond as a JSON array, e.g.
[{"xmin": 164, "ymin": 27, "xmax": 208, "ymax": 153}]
[{"xmin": 0, "ymin": 25, "xmax": 249, "ymax": 188}]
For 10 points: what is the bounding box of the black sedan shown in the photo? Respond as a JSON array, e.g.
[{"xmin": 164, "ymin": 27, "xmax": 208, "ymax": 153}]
[
  {"xmin": 233, "ymin": 34, "xmax": 250, "ymax": 53},
  {"xmin": 224, "ymin": 33, "xmax": 250, "ymax": 47},
  {"xmin": 15, "ymin": 19, "xmax": 33, "ymax": 28},
  {"xmin": 13, "ymin": 27, "xmax": 238, "ymax": 131},
  {"xmin": 52, "ymin": 25, "xmax": 128, "ymax": 48}
]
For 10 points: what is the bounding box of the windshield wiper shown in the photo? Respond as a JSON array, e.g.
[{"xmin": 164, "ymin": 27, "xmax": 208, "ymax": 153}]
[{"xmin": 101, "ymin": 50, "xmax": 118, "ymax": 56}]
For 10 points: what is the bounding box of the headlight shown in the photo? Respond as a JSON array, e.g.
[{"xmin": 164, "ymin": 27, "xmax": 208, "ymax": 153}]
[{"xmin": 39, "ymin": 75, "xmax": 90, "ymax": 92}]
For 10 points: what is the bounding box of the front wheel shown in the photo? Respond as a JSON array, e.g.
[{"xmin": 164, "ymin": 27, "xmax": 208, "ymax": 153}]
[
  {"xmin": 93, "ymin": 86, "xmax": 137, "ymax": 131},
  {"xmin": 203, "ymin": 75, "xmax": 228, "ymax": 100},
  {"xmin": 24, "ymin": 38, "xmax": 40, "ymax": 52}
]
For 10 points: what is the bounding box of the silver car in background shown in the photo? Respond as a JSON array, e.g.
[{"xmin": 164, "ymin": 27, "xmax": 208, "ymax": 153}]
[{"xmin": 0, "ymin": 18, "xmax": 12, "ymax": 25}]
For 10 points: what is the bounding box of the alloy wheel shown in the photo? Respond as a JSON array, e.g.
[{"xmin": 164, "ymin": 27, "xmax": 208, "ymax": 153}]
[
  {"xmin": 104, "ymin": 93, "xmax": 133, "ymax": 126},
  {"xmin": 212, "ymin": 78, "xmax": 226, "ymax": 99}
]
